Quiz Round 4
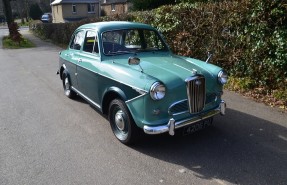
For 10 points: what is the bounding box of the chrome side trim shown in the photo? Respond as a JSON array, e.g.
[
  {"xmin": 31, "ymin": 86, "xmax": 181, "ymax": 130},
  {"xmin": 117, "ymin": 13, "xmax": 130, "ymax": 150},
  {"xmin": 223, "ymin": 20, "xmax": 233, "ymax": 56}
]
[
  {"xmin": 143, "ymin": 100, "xmax": 226, "ymax": 135},
  {"xmin": 132, "ymin": 87, "xmax": 147, "ymax": 95},
  {"xmin": 125, "ymin": 93, "xmax": 147, "ymax": 103},
  {"xmin": 71, "ymin": 86, "xmax": 101, "ymax": 109}
]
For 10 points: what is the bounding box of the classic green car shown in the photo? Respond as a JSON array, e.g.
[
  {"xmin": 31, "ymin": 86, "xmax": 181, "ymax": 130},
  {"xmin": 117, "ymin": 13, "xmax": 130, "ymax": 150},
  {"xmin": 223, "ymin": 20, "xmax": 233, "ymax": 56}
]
[{"xmin": 57, "ymin": 21, "xmax": 227, "ymax": 144}]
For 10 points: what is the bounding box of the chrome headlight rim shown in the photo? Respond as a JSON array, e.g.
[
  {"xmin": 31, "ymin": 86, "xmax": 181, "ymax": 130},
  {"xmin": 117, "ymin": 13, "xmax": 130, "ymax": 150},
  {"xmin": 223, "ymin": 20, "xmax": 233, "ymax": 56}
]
[
  {"xmin": 150, "ymin": 82, "xmax": 166, "ymax": 100},
  {"xmin": 218, "ymin": 70, "xmax": 228, "ymax": 85}
]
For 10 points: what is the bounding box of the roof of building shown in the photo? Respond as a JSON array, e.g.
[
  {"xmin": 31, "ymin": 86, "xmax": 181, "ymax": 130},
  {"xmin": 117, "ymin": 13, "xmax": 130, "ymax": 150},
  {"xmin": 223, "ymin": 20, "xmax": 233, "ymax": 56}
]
[
  {"xmin": 101, "ymin": 0, "xmax": 128, "ymax": 3},
  {"xmin": 51, "ymin": 0, "xmax": 99, "ymax": 5}
]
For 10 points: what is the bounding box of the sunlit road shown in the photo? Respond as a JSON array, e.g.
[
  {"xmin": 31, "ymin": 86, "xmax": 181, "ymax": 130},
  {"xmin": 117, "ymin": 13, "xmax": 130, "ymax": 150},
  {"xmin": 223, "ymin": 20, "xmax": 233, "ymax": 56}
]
[{"xmin": 0, "ymin": 29, "xmax": 286, "ymax": 185}]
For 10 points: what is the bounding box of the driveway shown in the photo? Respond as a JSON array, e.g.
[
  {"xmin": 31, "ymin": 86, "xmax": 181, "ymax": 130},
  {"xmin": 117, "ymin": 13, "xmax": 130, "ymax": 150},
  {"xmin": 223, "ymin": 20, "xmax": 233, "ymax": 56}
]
[{"xmin": 0, "ymin": 28, "xmax": 286, "ymax": 185}]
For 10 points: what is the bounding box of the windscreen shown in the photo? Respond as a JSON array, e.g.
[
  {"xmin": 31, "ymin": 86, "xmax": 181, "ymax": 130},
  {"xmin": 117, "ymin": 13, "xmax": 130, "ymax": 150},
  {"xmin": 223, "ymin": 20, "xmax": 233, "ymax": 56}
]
[{"xmin": 101, "ymin": 29, "xmax": 168, "ymax": 55}]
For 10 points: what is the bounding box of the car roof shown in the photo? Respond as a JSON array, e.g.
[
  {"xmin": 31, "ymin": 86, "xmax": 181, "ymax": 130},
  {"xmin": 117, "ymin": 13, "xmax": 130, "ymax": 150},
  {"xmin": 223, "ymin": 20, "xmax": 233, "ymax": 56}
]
[{"xmin": 77, "ymin": 21, "xmax": 156, "ymax": 33}]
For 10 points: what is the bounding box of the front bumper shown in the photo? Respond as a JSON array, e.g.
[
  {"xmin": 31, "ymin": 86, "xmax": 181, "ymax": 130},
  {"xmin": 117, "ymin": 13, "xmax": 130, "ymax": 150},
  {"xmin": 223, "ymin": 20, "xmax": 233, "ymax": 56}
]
[{"xmin": 143, "ymin": 100, "xmax": 226, "ymax": 135}]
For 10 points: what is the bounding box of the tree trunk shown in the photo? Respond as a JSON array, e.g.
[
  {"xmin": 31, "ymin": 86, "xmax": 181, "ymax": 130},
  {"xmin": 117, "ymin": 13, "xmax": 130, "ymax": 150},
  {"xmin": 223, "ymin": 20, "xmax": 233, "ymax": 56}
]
[
  {"xmin": 2, "ymin": 0, "xmax": 14, "ymax": 36},
  {"xmin": 2, "ymin": 0, "xmax": 14, "ymax": 25}
]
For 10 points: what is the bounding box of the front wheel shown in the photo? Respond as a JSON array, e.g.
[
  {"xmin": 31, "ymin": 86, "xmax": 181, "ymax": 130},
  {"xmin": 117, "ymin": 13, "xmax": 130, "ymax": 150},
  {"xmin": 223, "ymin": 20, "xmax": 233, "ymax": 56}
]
[{"xmin": 108, "ymin": 99, "xmax": 139, "ymax": 145}]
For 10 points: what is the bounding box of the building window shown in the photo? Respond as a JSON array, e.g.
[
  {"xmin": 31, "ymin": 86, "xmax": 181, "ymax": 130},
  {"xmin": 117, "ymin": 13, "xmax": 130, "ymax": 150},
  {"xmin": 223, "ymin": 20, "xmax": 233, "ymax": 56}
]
[
  {"xmin": 111, "ymin": 4, "xmax": 115, "ymax": 11},
  {"xmin": 72, "ymin": 4, "xmax": 77, "ymax": 14},
  {"xmin": 88, "ymin": 3, "xmax": 95, "ymax": 13}
]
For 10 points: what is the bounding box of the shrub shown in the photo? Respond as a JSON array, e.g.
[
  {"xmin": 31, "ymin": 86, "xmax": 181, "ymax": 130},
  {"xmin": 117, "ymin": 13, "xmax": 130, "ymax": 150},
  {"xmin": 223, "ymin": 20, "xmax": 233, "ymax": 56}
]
[{"xmin": 234, "ymin": 0, "xmax": 287, "ymax": 91}]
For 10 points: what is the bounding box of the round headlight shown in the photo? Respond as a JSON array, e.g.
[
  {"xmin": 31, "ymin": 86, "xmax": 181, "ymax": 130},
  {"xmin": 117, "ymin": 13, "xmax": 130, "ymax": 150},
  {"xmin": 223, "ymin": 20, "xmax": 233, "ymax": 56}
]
[
  {"xmin": 218, "ymin": 70, "xmax": 228, "ymax": 84},
  {"xmin": 150, "ymin": 82, "xmax": 166, "ymax": 100}
]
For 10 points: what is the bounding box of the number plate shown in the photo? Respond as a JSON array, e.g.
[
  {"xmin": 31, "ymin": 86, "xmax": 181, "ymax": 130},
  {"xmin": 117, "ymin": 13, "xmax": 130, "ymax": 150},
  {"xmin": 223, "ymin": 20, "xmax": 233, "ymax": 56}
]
[{"xmin": 183, "ymin": 118, "xmax": 213, "ymax": 135}]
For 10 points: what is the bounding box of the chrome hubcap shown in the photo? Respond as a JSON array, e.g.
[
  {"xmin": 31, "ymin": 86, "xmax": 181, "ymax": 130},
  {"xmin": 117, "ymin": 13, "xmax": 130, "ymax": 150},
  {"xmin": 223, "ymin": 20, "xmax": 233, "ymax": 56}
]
[{"xmin": 115, "ymin": 110, "xmax": 125, "ymax": 131}]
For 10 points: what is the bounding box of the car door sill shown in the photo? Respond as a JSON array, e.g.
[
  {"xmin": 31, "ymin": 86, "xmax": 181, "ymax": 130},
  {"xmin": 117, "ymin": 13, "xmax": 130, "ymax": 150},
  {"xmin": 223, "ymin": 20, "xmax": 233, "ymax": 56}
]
[{"xmin": 71, "ymin": 86, "xmax": 102, "ymax": 110}]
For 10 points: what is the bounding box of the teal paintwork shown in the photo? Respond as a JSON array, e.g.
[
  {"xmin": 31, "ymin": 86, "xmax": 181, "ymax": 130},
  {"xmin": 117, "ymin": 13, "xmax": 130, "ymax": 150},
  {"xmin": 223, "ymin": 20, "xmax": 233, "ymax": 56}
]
[{"xmin": 58, "ymin": 21, "xmax": 226, "ymax": 130}]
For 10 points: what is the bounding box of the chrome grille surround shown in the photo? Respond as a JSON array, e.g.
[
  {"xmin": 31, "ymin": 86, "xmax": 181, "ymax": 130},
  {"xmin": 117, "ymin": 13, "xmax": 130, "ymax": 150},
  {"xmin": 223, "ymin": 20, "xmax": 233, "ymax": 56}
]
[
  {"xmin": 168, "ymin": 93, "xmax": 216, "ymax": 116},
  {"xmin": 185, "ymin": 75, "xmax": 206, "ymax": 114}
]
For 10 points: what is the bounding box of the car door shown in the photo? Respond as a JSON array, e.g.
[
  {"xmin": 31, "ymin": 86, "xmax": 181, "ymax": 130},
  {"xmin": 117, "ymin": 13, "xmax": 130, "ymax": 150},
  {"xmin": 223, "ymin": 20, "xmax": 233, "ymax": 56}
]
[
  {"xmin": 66, "ymin": 30, "xmax": 85, "ymax": 90},
  {"xmin": 76, "ymin": 30, "xmax": 101, "ymax": 108}
]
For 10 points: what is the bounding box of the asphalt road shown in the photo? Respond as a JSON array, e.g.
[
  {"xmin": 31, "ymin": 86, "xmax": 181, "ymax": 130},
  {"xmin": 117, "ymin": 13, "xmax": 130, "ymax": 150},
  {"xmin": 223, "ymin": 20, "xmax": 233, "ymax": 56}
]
[{"xmin": 0, "ymin": 28, "xmax": 286, "ymax": 185}]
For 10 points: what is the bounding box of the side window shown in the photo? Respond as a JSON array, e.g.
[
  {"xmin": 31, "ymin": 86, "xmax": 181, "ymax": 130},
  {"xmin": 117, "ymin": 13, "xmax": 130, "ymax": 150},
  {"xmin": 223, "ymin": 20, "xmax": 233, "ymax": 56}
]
[
  {"xmin": 144, "ymin": 30, "xmax": 165, "ymax": 50},
  {"xmin": 83, "ymin": 31, "xmax": 99, "ymax": 53},
  {"xmin": 70, "ymin": 31, "xmax": 85, "ymax": 50}
]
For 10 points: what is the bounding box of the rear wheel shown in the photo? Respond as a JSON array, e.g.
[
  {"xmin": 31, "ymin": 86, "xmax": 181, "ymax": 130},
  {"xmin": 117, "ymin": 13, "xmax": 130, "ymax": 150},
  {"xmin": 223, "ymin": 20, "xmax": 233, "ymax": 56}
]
[
  {"xmin": 108, "ymin": 99, "xmax": 139, "ymax": 145},
  {"xmin": 62, "ymin": 73, "xmax": 76, "ymax": 99}
]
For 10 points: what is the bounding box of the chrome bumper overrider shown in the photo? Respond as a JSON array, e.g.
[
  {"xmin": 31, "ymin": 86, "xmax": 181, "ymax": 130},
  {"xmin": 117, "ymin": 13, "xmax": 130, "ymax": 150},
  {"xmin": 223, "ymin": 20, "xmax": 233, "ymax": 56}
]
[{"xmin": 143, "ymin": 100, "xmax": 226, "ymax": 135}]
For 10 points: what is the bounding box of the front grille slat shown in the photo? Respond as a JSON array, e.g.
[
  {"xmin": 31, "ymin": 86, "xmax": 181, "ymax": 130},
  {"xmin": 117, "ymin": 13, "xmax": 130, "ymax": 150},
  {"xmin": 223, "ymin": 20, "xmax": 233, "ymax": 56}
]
[
  {"xmin": 186, "ymin": 75, "xmax": 205, "ymax": 114},
  {"xmin": 168, "ymin": 75, "xmax": 206, "ymax": 116}
]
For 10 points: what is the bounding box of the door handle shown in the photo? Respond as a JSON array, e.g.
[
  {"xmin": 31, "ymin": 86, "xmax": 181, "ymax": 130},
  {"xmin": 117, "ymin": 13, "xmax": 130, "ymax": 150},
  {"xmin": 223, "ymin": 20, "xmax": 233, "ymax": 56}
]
[{"xmin": 78, "ymin": 59, "xmax": 82, "ymax": 63}]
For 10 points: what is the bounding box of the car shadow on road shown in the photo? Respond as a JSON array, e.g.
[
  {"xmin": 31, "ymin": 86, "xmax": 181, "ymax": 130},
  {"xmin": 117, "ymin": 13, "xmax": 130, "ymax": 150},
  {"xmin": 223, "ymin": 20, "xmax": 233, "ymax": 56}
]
[{"xmin": 132, "ymin": 108, "xmax": 287, "ymax": 185}]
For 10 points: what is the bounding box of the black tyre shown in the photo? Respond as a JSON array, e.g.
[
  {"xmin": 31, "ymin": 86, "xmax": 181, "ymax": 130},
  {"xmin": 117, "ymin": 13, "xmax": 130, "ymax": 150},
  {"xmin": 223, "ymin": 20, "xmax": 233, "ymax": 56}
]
[
  {"xmin": 108, "ymin": 99, "xmax": 139, "ymax": 145},
  {"xmin": 62, "ymin": 73, "xmax": 76, "ymax": 99}
]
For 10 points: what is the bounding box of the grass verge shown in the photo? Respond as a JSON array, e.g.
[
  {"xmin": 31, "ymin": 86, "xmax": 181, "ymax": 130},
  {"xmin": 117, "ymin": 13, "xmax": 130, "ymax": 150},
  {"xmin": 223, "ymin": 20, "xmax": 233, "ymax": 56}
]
[{"xmin": 2, "ymin": 36, "xmax": 35, "ymax": 49}]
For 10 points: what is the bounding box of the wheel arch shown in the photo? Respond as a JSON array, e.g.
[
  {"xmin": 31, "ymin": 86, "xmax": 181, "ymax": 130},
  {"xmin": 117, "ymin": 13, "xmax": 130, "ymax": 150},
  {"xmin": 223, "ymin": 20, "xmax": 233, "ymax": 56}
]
[
  {"xmin": 59, "ymin": 64, "xmax": 67, "ymax": 80},
  {"xmin": 102, "ymin": 87, "xmax": 127, "ymax": 115}
]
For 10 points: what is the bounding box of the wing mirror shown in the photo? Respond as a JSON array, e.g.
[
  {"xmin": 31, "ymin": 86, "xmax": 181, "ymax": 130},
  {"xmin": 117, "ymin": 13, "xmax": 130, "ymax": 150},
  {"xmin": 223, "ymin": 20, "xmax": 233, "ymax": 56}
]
[
  {"xmin": 128, "ymin": 57, "xmax": 143, "ymax": 72},
  {"xmin": 128, "ymin": 57, "xmax": 140, "ymax": 65}
]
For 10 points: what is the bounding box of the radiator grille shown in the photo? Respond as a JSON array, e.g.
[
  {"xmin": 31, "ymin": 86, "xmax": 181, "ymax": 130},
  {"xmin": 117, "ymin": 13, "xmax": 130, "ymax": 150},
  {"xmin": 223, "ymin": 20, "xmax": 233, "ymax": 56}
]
[{"xmin": 185, "ymin": 75, "xmax": 206, "ymax": 113}]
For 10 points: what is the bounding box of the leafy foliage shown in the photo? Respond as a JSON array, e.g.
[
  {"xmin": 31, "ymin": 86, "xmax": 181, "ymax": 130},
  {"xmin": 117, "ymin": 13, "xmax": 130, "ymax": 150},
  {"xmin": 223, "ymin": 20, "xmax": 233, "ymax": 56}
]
[
  {"xmin": 130, "ymin": 0, "xmax": 177, "ymax": 11},
  {"xmin": 236, "ymin": 0, "xmax": 287, "ymax": 90}
]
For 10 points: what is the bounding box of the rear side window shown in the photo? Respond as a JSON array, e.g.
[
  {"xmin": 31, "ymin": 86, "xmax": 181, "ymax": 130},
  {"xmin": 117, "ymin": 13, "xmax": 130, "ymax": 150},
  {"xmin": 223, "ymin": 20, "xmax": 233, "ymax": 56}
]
[
  {"xmin": 70, "ymin": 30, "xmax": 85, "ymax": 50},
  {"xmin": 83, "ymin": 31, "xmax": 99, "ymax": 53}
]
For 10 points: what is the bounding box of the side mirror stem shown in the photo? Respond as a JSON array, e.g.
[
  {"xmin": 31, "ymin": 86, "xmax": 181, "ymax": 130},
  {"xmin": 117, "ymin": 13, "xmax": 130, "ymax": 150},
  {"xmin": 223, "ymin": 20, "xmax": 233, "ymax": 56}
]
[{"xmin": 205, "ymin": 51, "xmax": 213, "ymax": 63}]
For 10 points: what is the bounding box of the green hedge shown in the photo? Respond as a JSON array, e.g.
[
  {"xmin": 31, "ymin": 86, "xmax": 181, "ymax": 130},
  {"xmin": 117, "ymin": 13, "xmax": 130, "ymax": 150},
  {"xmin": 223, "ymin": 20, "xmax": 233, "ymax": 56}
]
[{"xmin": 30, "ymin": 0, "xmax": 287, "ymax": 103}]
